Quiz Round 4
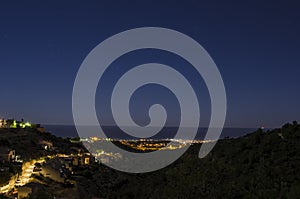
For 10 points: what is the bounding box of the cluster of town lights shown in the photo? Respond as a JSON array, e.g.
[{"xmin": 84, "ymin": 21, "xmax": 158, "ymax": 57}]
[{"xmin": 0, "ymin": 119, "xmax": 32, "ymax": 129}]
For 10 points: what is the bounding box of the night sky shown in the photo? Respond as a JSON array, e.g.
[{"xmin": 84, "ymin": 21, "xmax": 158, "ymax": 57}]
[{"xmin": 0, "ymin": 0, "xmax": 299, "ymax": 128}]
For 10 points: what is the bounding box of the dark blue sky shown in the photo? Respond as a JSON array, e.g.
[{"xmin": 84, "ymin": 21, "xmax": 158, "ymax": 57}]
[{"xmin": 0, "ymin": 0, "xmax": 299, "ymax": 128}]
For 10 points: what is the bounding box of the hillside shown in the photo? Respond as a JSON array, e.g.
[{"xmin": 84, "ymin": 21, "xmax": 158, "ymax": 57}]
[
  {"xmin": 1, "ymin": 122, "xmax": 300, "ymax": 198},
  {"xmin": 75, "ymin": 122, "xmax": 300, "ymax": 199},
  {"xmin": 0, "ymin": 128, "xmax": 84, "ymax": 161}
]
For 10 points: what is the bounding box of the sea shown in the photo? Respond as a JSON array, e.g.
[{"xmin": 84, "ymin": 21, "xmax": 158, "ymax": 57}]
[{"xmin": 43, "ymin": 125, "xmax": 257, "ymax": 140}]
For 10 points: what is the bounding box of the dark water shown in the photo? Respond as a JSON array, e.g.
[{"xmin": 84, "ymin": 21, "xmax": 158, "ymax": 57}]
[{"xmin": 43, "ymin": 125, "xmax": 257, "ymax": 140}]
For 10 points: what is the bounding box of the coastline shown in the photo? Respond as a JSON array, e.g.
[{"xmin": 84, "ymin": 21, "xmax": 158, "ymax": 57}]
[{"xmin": 43, "ymin": 125, "xmax": 257, "ymax": 140}]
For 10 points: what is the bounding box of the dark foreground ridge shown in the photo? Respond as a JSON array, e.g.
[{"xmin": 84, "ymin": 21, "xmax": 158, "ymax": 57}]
[{"xmin": 1, "ymin": 122, "xmax": 300, "ymax": 198}]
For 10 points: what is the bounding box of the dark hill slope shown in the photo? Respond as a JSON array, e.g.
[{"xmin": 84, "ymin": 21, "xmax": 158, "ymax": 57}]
[
  {"xmin": 0, "ymin": 128, "xmax": 84, "ymax": 161},
  {"xmin": 76, "ymin": 122, "xmax": 300, "ymax": 199}
]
